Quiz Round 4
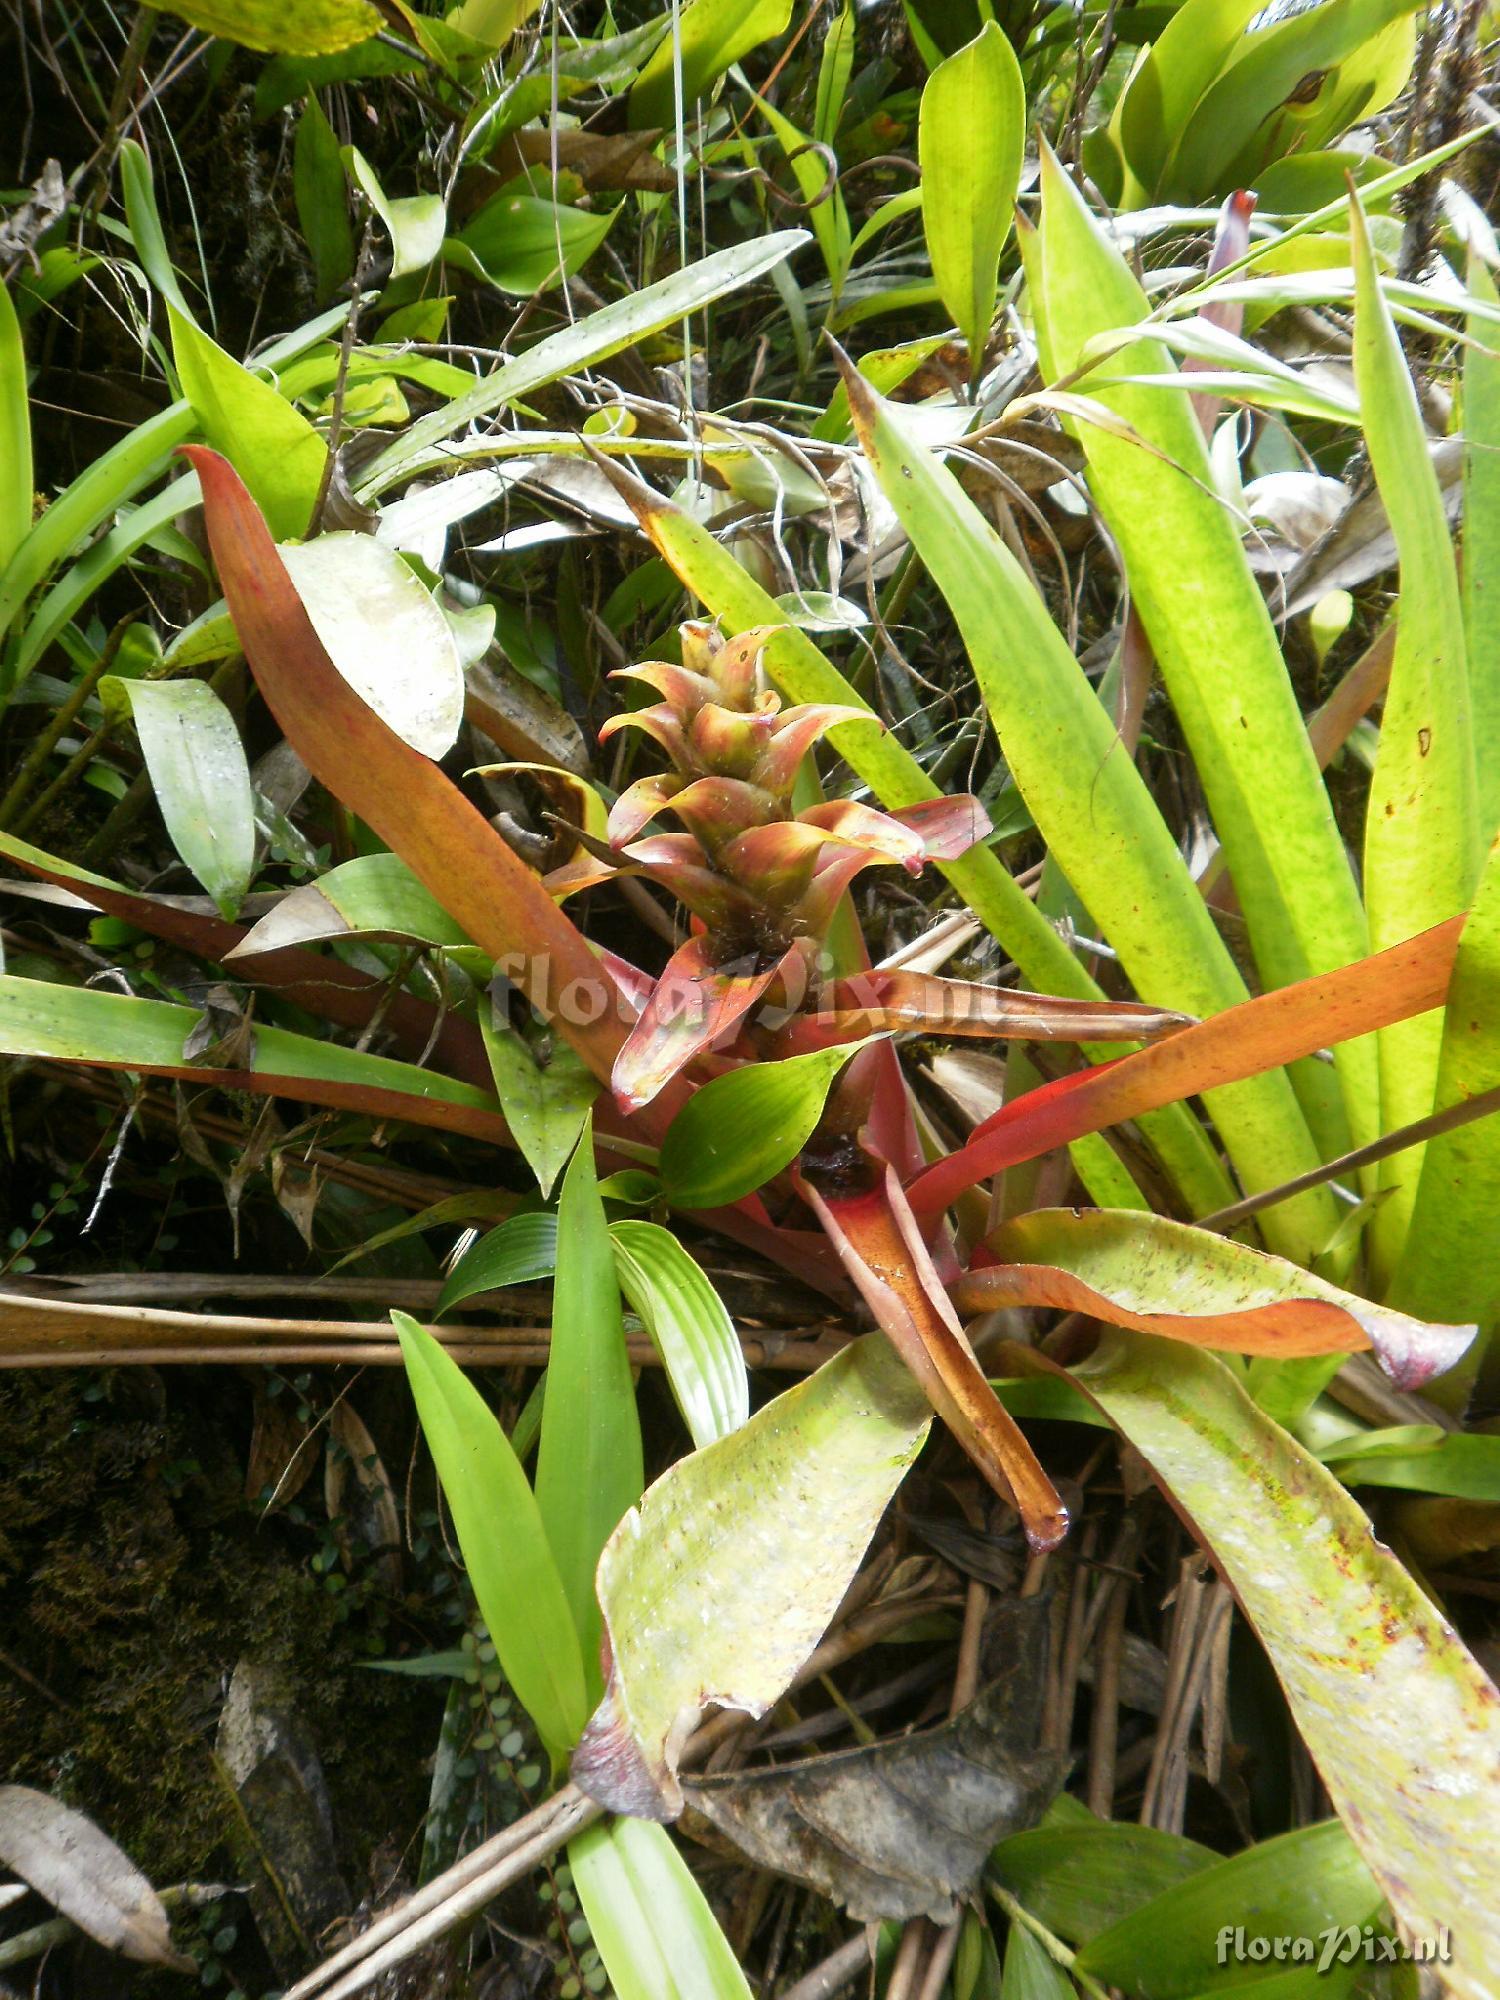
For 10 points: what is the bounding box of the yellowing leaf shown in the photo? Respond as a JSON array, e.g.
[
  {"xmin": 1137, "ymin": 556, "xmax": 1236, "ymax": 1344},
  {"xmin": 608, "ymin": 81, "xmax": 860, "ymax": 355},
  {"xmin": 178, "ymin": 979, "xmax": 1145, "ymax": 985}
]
[{"xmin": 140, "ymin": 0, "xmax": 380, "ymax": 54}]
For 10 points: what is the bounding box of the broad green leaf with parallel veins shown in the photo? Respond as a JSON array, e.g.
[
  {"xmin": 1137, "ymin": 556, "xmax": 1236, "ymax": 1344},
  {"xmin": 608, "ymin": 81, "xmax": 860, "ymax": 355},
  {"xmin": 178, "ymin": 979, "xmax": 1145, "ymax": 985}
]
[
  {"xmin": 658, "ymin": 1038, "xmax": 875, "ymax": 1210},
  {"xmin": 168, "ymin": 305, "xmax": 327, "ymax": 542},
  {"xmin": 610, "ymin": 1220, "xmax": 748, "ymax": 1448},
  {"xmin": 1076, "ymin": 1819, "xmax": 1380, "ymax": 1994},
  {"xmin": 452, "ymin": 194, "xmax": 618, "ymax": 296},
  {"xmin": 1353, "ymin": 194, "xmax": 1483, "ymax": 1280},
  {"xmin": 140, "ymin": 0, "xmax": 380, "ymax": 53},
  {"xmin": 918, "ymin": 22, "xmax": 1024, "ymax": 375},
  {"xmin": 106, "ymin": 678, "xmax": 254, "ymax": 921},
  {"xmin": 394, "ymin": 1312, "xmax": 586, "ymax": 1767},
  {"xmin": 536, "ymin": 1118, "xmax": 643, "ymax": 1699},
  {"xmin": 437, "ymin": 1212, "xmax": 560, "ymax": 1315},
  {"xmin": 572, "ymin": 1331, "xmax": 930, "ymax": 1818},
  {"xmin": 1071, "ymin": 1332, "xmax": 1500, "ymax": 1996},
  {"xmin": 294, "ymin": 98, "xmax": 354, "ymax": 306},
  {"xmin": 570, "ymin": 1817, "xmax": 752, "ymax": 2000},
  {"xmin": 120, "ymin": 140, "xmax": 195, "ymax": 321},
  {"xmin": 965, "ymin": 1207, "xmax": 1474, "ymax": 1392},
  {"xmin": 277, "ymin": 533, "xmax": 465, "ymax": 760}
]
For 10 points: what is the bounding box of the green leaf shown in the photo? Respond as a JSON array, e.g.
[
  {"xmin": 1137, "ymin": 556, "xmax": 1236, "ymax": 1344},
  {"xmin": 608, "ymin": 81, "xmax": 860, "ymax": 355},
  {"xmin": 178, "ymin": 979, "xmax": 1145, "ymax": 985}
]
[
  {"xmin": 452, "ymin": 194, "xmax": 618, "ymax": 296},
  {"xmin": 991, "ymin": 1816, "xmax": 1217, "ymax": 1945},
  {"xmin": 480, "ymin": 1011, "xmax": 598, "ymax": 1200},
  {"xmin": 658, "ymin": 1040, "xmax": 872, "ymax": 1210},
  {"xmin": 139, "ymin": 0, "xmax": 381, "ymax": 54},
  {"xmin": 1388, "ymin": 833, "xmax": 1500, "ymax": 1389},
  {"xmin": 570, "ymin": 1817, "xmax": 752, "ymax": 2000},
  {"xmin": 344, "ymin": 147, "xmax": 446, "ymax": 282},
  {"xmin": 1072, "ymin": 1332, "xmax": 1500, "ymax": 1987},
  {"xmin": 1035, "ymin": 149, "xmax": 1377, "ymax": 1166},
  {"xmin": 609, "ymin": 1220, "xmax": 748, "ymax": 1448},
  {"xmin": 843, "ymin": 367, "xmax": 1328, "ymax": 1257},
  {"xmin": 1166, "ymin": 0, "xmax": 1422, "ymax": 203},
  {"xmin": 168, "ymin": 303, "xmax": 327, "ymax": 541},
  {"xmin": 748, "ymin": 90, "xmax": 851, "ymax": 295},
  {"xmin": 106, "ymin": 678, "xmax": 254, "ymax": 920},
  {"xmin": 294, "ymin": 98, "xmax": 354, "ymax": 306},
  {"xmin": 572, "ymin": 1333, "xmax": 930, "ymax": 1817},
  {"xmin": 535, "ymin": 1119, "xmax": 643, "ymax": 1697},
  {"xmin": 437, "ymin": 1213, "xmax": 560, "ymax": 1315},
  {"xmin": 0, "ymin": 974, "xmax": 509, "ymax": 1141},
  {"xmin": 813, "ymin": 2, "xmax": 855, "ymax": 148},
  {"xmin": 276, "ymin": 533, "xmax": 464, "ymax": 759},
  {"xmin": 998, "ymin": 1923, "xmax": 1072, "ymax": 2000},
  {"xmin": 394, "ymin": 1312, "xmax": 587, "ymax": 1766},
  {"xmin": 1077, "ymin": 1821, "xmax": 1379, "ymax": 1993},
  {"xmin": 1463, "ymin": 255, "xmax": 1500, "ymax": 837},
  {"xmin": 1352, "ymin": 196, "xmax": 1483, "ymax": 1279},
  {"xmin": 1114, "ymin": 0, "xmax": 1262, "ymax": 202},
  {"xmin": 628, "ymin": 0, "xmax": 794, "ymax": 129},
  {"xmin": 447, "ymin": 0, "xmax": 541, "ymax": 46},
  {"xmin": 918, "ymin": 22, "xmax": 1024, "ymax": 372},
  {"xmin": 231, "ymin": 851, "xmax": 474, "ymax": 958},
  {"xmin": 0, "ymin": 304, "xmax": 350, "ymax": 673},
  {"xmin": 359, "ymin": 231, "xmax": 809, "ymax": 494},
  {"xmin": 0, "ymin": 280, "xmax": 31, "ymax": 575},
  {"xmin": 120, "ymin": 140, "xmax": 195, "ymax": 321}
]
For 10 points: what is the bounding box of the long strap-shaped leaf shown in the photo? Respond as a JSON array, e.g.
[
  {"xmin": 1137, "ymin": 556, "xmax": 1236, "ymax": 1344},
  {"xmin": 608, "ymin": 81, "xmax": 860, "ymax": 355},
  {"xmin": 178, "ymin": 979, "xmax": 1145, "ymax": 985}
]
[
  {"xmin": 185, "ymin": 447, "xmax": 639, "ymax": 1096},
  {"xmin": 1067, "ymin": 1332, "xmax": 1500, "ymax": 1995},
  {"xmin": 0, "ymin": 974, "xmax": 512, "ymax": 1143},
  {"xmin": 908, "ymin": 916, "xmax": 1463, "ymax": 1217},
  {"xmin": 1352, "ymin": 195, "xmax": 1483, "ymax": 1280},
  {"xmin": 840, "ymin": 356, "xmax": 1333, "ymax": 1262},
  {"xmin": 0, "ymin": 825, "xmax": 492, "ymax": 1087},
  {"xmin": 1034, "ymin": 147, "xmax": 1376, "ymax": 1161}
]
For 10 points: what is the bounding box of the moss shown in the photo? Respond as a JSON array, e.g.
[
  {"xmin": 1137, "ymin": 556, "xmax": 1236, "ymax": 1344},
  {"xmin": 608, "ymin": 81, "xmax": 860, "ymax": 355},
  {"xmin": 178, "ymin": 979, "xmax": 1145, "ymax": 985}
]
[{"xmin": 0, "ymin": 1371, "xmax": 435, "ymax": 1897}]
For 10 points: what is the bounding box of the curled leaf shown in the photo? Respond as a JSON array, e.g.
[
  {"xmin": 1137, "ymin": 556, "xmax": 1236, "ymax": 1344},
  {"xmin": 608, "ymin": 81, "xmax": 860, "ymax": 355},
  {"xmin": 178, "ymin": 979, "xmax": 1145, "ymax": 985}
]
[{"xmin": 960, "ymin": 1208, "xmax": 1475, "ymax": 1392}]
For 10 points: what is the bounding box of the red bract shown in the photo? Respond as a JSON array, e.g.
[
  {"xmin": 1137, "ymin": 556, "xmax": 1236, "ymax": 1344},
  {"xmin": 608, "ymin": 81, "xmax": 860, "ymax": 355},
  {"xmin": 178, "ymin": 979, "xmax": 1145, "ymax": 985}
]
[{"xmin": 600, "ymin": 622, "xmax": 994, "ymax": 1107}]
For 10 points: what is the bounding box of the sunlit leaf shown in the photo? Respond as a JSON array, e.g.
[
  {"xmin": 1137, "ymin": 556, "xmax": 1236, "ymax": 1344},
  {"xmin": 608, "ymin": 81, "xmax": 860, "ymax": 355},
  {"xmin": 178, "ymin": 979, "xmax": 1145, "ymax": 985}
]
[
  {"xmin": 1352, "ymin": 193, "xmax": 1483, "ymax": 1278},
  {"xmin": 140, "ymin": 0, "xmax": 380, "ymax": 54},
  {"xmin": 105, "ymin": 677, "xmax": 254, "ymax": 920},
  {"xmin": 278, "ymin": 533, "xmax": 464, "ymax": 760},
  {"xmin": 345, "ymin": 146, "xmax": 445, "ymax": 281},
  {"xmin": 572, "ymin": 1333, "xmax": 930, "ymax": 1817},
  {"xmin": 628, "ymin": 0, "xmax": 793, "ymax": 129},
  {"xmin": 964, "ymin": 1208, "xmax": 1473, "ymax": 1392},
  {"xmin": 570, "ymin": 1817, "xmax": 752, "ymax": 2000},
  {"xmin": 168, "ymin": 305, "xmax": 326, "ymax": 541},
  {"xmin": 1071, "ymin": 1332, "xmax": 1500, "ymax": 1991},
  {"xmin": 610, "ymin": 1220, "xmax": 748, "ymax": 1447},
  {"xmin": 919, "ymin": 22, "xmax": 1023, "ymax": 374},
  {"xmin": 0, "ymin": 280, "xmax": 30, "ymax": 576}
]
